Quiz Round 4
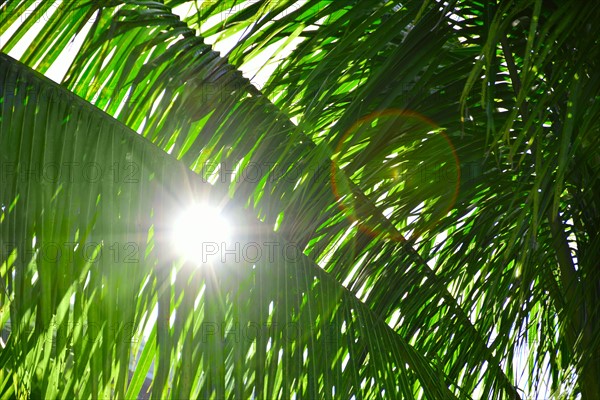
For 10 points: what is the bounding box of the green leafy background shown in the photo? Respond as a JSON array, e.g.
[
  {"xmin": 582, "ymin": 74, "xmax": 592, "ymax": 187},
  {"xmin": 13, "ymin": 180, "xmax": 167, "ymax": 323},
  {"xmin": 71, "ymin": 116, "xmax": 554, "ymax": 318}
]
[{"xmin": 1, "ymin": 0, "xmax": 599, "ymax": 398}]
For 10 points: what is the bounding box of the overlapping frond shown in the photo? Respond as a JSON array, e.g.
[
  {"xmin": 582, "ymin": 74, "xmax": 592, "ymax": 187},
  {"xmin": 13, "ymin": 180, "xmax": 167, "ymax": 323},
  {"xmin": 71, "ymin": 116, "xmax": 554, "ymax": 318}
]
[
  {"xmin": 1, "ymin": 0, "xmax": 600, "ymax": 398},
  {"xmin": 0, "ymin": 53, "xmax": 459, "ymax": 398}
]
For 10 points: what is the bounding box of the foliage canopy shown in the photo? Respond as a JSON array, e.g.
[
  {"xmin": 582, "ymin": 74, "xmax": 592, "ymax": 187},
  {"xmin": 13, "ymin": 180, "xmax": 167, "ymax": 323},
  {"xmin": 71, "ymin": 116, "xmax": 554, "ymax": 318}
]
[{"xmin": 1, "ymin": 0, "xmax": 599, "ymax": 398}]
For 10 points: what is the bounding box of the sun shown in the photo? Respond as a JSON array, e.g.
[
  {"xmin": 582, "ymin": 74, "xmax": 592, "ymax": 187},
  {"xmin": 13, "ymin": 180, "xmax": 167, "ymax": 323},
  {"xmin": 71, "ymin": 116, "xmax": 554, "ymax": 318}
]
[{"xmin": 170, "ymin": 203, "xmax": 232, "ymax": 264}]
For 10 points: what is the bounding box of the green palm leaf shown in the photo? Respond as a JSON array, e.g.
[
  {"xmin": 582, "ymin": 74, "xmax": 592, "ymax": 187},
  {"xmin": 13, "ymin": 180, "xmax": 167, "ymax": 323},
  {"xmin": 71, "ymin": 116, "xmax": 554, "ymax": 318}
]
[
  {"xmin": 1, "ymin": 0, "xmax": 600, "ymax": 398},
  {"xmin": 0, "ymin": 52, "xmax": 456, "ymax": 398}
]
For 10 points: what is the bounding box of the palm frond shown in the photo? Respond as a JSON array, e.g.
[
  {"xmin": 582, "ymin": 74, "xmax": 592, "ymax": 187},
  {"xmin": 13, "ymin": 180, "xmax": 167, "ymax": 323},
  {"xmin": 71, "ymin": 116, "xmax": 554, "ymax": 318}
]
[{"xmin": 1, "ymin": 0, "xmax": 600, "ymax": 397}]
